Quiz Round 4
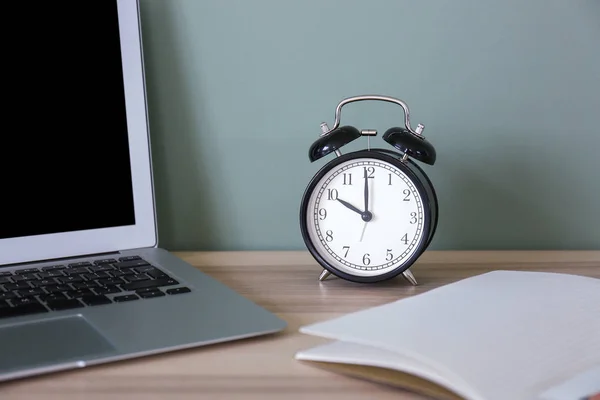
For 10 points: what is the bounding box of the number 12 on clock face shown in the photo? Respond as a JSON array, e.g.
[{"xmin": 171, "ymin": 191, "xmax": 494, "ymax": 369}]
[{"xmin": 300, "ymin": 150, "xmax": 436, "ymax": 283}]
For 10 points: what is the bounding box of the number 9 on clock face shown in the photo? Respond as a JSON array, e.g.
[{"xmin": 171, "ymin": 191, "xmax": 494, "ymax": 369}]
[{"xmin": 300, "ymin": 150, "xmax": 437, "ymax": 283}]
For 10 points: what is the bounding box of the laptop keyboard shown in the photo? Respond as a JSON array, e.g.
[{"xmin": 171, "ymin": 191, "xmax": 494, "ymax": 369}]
[{"xmin": 0, "ymin": 256, "xmax": 191, "ymax": 319}]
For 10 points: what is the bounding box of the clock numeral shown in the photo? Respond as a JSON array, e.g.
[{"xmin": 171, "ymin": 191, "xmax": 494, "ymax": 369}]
[
  {"xmin": 325, "ymin": 230, "xmax": 333, "ymax": 242},
  {"xmin": 342, "ymin": 246, "xmax": 350, "ymax": 257},
  {"xmin": 318, "ymin": 208, "xmax": 327, "ymax": 220},
  {"xmin": 388, "ymin": 173, "xmax": 392, "ymax": 185},
  {"xmin": 327, "ymin": 189, "xmax": 338, "ymax": 200},
  {"xmin": 401, "ymin": 233, "xmax": 409, "ymax": 245},
  {"xmin": 364, "ymin": 166, "xmax": 375, "ymax": 179},
  {"xmin": 343, "ymin": 173, "xmax": 352, "ymax": 185},
  {"xmin": 409, "ymin": 212, "xmax": 417, "ymax": 224},
  {"xmin": 362, "ymin": 253, "xmax": 371, "ymax": 265},
  {"xmin": 403, "ymin": 189, "xmax": 411, "ymax": 201},
  {"xmin": 386, "ymin": 249, "xmax": 393, "ymax": 261}
]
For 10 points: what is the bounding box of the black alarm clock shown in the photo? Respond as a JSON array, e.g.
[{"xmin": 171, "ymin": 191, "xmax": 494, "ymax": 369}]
[{"xmin": 299, "ymin": 95, "xmax": 438, "ymax": 285}]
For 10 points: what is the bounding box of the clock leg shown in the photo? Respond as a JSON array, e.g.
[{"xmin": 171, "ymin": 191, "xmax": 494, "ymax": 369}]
[
  {"xmin": 318, "ymin": 269, "xmax": 331, "ymax": 281},
  {"xmin": 402, "ymin": 269, "xmax": 418, "ymax": 286}
]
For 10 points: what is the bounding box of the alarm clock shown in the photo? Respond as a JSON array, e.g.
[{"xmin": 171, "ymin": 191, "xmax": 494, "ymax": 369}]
[{"xmin": 299, "ymin": 95, "xmax": 438, "ymax": 285}]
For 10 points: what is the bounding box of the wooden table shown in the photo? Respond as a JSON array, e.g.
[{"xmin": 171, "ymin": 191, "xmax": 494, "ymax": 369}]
[{"xmin": 2, "ymin": 250, "xmax": 599, "ymax": 399}]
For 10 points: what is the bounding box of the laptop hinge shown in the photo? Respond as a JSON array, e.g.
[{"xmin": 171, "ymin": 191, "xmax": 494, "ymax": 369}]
[{"xmin": 1, "ymin": 251, "xmax": 122, "ymax": 268}]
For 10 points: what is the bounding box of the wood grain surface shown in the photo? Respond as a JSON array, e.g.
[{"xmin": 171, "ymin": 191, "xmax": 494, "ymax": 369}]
[{"xmin": 2, "ymin": 250, "xmax": 599, "ymax": 400}]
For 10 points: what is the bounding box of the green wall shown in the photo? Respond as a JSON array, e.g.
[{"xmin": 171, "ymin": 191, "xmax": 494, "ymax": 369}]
[{"xmin": 139, "ymin": 0, "xmax": 599, "ymax": 251}]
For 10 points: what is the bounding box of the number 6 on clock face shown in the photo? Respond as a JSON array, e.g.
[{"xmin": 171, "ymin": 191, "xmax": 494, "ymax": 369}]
[{"xmin": 300, "ymin": 150, "xmax": 437, "ymax": 283}]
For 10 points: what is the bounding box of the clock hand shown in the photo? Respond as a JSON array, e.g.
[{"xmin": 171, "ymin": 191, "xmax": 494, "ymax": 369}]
[
  {"xmin": 359, "ymin": 169, "xmax": 373, "ymax": 222},
  {"xmin": 363, "ymin": 168, "xmax": 369, "ymax": 212},
  {"xmin": 336, "ymin": 198, "xmax": 363, "ymax": 216},
  {"xmin": 359, "ymin": 221, "xmax": 368, "ymax": 242}
]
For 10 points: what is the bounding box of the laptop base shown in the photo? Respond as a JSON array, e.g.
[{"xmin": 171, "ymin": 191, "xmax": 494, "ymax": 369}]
[{"xmin": 0, "ymin": 248, "xmax": 287, "ymax": 382}]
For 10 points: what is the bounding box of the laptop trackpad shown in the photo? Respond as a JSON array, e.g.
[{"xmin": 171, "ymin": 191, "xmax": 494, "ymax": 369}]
[{"xmin": 0, "ymin": 315, "xmax": 116, "ymax": 373}]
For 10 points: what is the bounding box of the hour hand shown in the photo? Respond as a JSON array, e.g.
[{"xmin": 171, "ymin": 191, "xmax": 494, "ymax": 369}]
[{"xmin": 336, "ymin": 198, "xmax": 363, "ymax": 216}]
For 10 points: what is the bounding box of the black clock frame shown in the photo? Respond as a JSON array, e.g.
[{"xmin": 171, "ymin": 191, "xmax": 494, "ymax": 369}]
[{"xmin": 299, "ymin": 149, "xmax": 438, "ymax": 284}]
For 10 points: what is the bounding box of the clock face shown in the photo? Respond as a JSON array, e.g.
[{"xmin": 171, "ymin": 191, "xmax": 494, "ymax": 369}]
[{"xmin": 305, "ymin": 156, "xmax": 426, "ymax": 277}]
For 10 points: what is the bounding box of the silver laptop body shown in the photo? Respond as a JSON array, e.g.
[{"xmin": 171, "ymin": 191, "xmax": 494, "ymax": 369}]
[{"xmin": 0, "ymin": 0, "xmax": 286, "ymax": 382}]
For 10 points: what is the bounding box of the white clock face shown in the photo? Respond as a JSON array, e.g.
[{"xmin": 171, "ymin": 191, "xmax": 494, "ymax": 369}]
[{"xmin": 306, "ymin": 156, "xmax": 426, "ymax": 277}]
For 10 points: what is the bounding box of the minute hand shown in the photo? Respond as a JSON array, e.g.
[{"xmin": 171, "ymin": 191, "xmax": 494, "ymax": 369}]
[
  {"xmin": 336, "ymin": 198, "xmax": 363, "ymax": 216},
  {"xmin": 363, "ymin": 169, "xmax": 369, "ymax": 212}
]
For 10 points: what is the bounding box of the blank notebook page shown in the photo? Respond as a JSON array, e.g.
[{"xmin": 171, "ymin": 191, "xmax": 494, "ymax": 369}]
[{"xmin": 299, "ymin": 271, "xmax": 600, "ymax": 400}]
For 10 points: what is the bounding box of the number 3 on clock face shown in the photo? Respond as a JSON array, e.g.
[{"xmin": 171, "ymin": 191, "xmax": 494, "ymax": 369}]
[{"xmin": 300, "ymin": 150, "xmax": 435, "ymax": 283}]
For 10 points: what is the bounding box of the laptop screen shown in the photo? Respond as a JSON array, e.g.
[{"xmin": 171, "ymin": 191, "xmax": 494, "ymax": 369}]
[{"xmin": 0, "ymin": 1, "xmax": 136, "ymax": 240}]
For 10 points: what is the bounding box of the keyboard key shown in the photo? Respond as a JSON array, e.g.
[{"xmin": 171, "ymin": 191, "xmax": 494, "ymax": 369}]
[
  {"xmin": 66, "ymin": 289, "xmax": 95, "ymax": 298},
  {"xmin": 0, "ymin": 272, "xmax": 12, "ymax": 277},
  {"xmin": 45, "ymin": 284, "xmax": 71, "ymax": 293},
  {"xmin": 15, "ymin": 268, "xmax": 40, "ymax": 274},
  {"xmin": 57, "ymin": 276, "xmax": 83, "ymax": 284},
  {"xmin": 118, "ymin": 256, "xmax": 142, "ymax": 262},
  {"xmin": 41, "ymin": 265, "xmax": 66, "ymax": 271},
  {"xmin": 138, "ymin": 290, "xmax": 165, "ymax": 299},
  {"xmin": 90, "ymin": 264, "xmax": 115, "ymax": 273},
  {"xmin": 98, "ymin": 277, "xmax": 124, "ymax": 286},
  {"xmin": 38, "ymin": 271, "xmax": 64, "ymax": 279},
  {"xmin": 47, "ymin": 298, "xmax": 84, "ymax": 310},
  {"xmin": 114, "ymin": 259, "xmax": 150, "ymax": 269},
  {"xmin": 0, "ymin": 292, "xmax": 17, "ymax": 300},
  {"xmin": 17, "ymin": 288, "xmax": 45, "ymax": 297},
  {"xmin": 12, "ymin": 297, "xmax": 40, "ymax": 306},
  {"xmin": 80, "ymin": 295, "xmax": 112, "ymax": 306},
  {"xmin": 94, "ymin": 286, "xmax": 121, "ymax": 295},
  {"xmin": 41, "ymin": 293, "xmax": 67, "ymax": 302},
  {"xmin": 136, "ymin": 265, "xmax": 156, "ymax": 273},
  {"xmin": 124, "ymin": 274, "xmax": 150, "ymax": 283},
  {"xmin": 65, "ymin": 267, "xmax": 90, "ymax": 275},
  {"xmin": 30, "ymin": 279, "xmax": 57, "ymax": 287},
  {"xmin": 114, "ymin": 294, "xmax": 139, "ymax": 302},
  {"xmin": 0, "ymin": 303, "xmax": 48, "ymax": 319},
  {"xmin": 0, "ymin": 277, "xmax": 12, "ymax": 284},
  {"xmin": 84, "ymin": 272, "xmax": 111, "ymax": 280},
  {"xmin": 166, "ymin": 287, "xmax": 191, "ymax": 295},
  {"xmin": 4, "ymin": 282, "xmax": 31, "ymax": 291},
  {"xmin": 121, "ymin": 278, "xmax": 178, "ymax": 292},
  {"xmin": 72, "ymin": 281, "xmax": 99, "ymax": 290},
  {"xmin": 93, "ymin": 258, "xmax": 117, "ymax": 265},
  {"xmin": 68, "ymin": 262, "xmax": 92, "ymax": 268},
  {"xmin": 12, "ymin": 273, "xmax": 38, "ymax": 281},
  {"xmin": 109, "ymin": 270, "xmax": 134, "ymax": 278},
  {"xmin": 140, "ymin": 267, "xmax": 169, "ymax": 279}
]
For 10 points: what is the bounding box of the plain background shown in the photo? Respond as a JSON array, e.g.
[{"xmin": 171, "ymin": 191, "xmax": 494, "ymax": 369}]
[{"xmin": 137, "ymin": 0, "xmax": 599, "ymax": 251}]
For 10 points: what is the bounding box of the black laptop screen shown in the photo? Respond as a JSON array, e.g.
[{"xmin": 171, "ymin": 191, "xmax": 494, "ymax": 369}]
[{"xmin": 0, "ymin": 2, "xmax": 136, "ymax": 239}]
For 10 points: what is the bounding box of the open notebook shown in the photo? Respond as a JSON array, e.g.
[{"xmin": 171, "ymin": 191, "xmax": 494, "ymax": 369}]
[{"xmin": 295, "ymin": 270, "xmax": 600, "ymax": 400}]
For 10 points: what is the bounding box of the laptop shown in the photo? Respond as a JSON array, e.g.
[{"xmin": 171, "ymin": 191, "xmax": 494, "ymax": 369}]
[{"xmin": 0, "ymin": 0, "xmax": 286, "ymax": 382}]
